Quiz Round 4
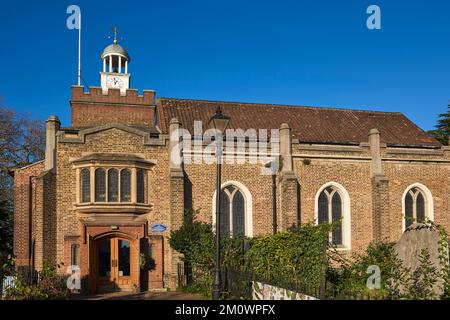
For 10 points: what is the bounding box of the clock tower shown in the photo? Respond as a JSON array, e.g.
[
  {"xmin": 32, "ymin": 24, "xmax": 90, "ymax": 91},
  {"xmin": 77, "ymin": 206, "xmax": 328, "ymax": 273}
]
[{"xmin": 100, "ymin": 29, "xmax": 131, "ymax": 95}]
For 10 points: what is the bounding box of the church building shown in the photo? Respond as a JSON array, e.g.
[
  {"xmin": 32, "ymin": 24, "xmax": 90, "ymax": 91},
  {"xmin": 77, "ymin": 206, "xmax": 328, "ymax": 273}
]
[{"xmin": 11, "ymin": 37, "xmax": 450, "ymax": 293}]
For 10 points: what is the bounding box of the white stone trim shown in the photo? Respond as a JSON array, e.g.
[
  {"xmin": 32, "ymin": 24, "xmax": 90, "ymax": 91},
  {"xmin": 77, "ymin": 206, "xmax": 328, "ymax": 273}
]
[
  {"xmin": 212, "ymin": 180, "xmax": 253, "ymax": 237},
  {"xmin": 401, "ymin": 182, "xmax": 434, "ymax": 231},
  {"xmin": 314, "ymin": 182, "xmax": 351, "ymax": 250}
]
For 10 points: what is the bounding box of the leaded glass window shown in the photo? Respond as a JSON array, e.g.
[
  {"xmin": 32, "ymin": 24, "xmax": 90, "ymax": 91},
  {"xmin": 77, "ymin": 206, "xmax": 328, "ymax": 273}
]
[
  {"xmin": 108, "ymin": 169, "xmax": 119, "ymax": 202},
  {"xmin": 120, "ymin": 169, "xmax": 131, "ymax": 202},
  {"xmin": 81, "ymin": 167, "xmax": 148, "ymax": 204},
  {"xmin": 71, "ymin": 244, "xmax": 80, "ymax": 266},
  {"xmin": 232, "ymin": 191, "xmax": 245, "ymax": 236},
  {"xmin": 95, "ymin": 168, "xmax": 106, "ymax": 202},
  {"xmin": 137, "ymin": 169, "xmax": 146, "ymax": 203},
  {"xmin": 81, "ymin": 168, "xmax": 90, "ymax": 203},
  {"xmin": 317, "ymin": 186, "xmax": 344, "ymax": 246},
  {"xmin": 218, "ymin": 185, "xmax": 247, "ymax": 237},
  {"xmin": 405, "ymin": 187, "xmax": 428, "ymax": 228}
]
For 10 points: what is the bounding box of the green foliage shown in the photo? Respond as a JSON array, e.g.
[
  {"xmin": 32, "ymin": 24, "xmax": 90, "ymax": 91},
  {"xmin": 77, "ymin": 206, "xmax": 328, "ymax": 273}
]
[
  {"xmin": 331, "ymin": 242, "xmax": 406, "ymax": 297},
  {"xmin": 428, "ymin": 103, "xmax": 450, "ymax": 145},
  {"xmin": 169, "ymin": 209, "xmax": 245, "ymax": 299},
  {"xmin": 244, "ymin": 223, "xmax": 332, "ymax": 288},
  {"xmin": 407, "ymin": 249, "xmax": 440, "ymax": 300},
  {"xmin": 433, "ymin": 222, "xmax": 450, "ymax": 299},
  {"xmin": 169, "ymin": 209, "xmax": 214, "ymax": 266},
  {"xmin": 4, "ymin": 261, "xmax": 70, "ymax": 300},
  {"xmin": 170, "ymin": 209, "xmax": 450, "ymax": 300},
  {"xmin": 332, "ymin": 222, "xmax": 450, "ymax": 300}
]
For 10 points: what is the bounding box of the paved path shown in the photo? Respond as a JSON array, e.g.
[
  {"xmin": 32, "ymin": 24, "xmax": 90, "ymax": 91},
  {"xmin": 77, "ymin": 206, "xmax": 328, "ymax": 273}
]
[{"xmin": 74, "ymin": 291, "xmax": 202, "ymax": 300}]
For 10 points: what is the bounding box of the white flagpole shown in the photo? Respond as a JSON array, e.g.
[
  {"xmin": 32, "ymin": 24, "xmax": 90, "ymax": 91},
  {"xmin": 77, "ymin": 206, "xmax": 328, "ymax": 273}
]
[{"xmin": 77, "ymin": 11, "xmax": 82, "ymax": 86}]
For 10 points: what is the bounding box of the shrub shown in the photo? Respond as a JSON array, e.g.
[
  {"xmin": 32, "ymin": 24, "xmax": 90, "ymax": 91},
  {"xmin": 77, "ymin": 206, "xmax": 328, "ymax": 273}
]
[
  {"xmin": 330, "ymin": 242, "xmax": 407, "ymax": 297},
  {"xmin": 244, "ymin": 223, "xmax": 332, "ymax": 288},
  {"xmin": 169, "ymin": 209, "xmax": 245, "ymax": 299},
  {"xmin": 4, "ymin": 261, "xmax": 70, "ymax": 300},
  {"xmin": 407, "ymin": 249, "xmax": 440, "ymax": 300},
  {"xmin": 332, "ymin": 236, "xmax": 449, "ymax": 300}
]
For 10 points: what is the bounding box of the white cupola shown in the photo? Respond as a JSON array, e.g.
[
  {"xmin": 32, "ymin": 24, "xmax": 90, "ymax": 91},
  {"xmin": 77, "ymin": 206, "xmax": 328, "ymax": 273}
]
[{"xmin": 100, "ymin": 28, "xmax": 131, "ymax": 95}]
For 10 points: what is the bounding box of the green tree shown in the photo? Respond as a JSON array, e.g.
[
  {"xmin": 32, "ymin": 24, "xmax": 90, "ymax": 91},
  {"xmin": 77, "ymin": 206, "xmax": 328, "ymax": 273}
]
[{"xmin": 428, "ymin": 103, "xmax": 450, "ymax": 145}]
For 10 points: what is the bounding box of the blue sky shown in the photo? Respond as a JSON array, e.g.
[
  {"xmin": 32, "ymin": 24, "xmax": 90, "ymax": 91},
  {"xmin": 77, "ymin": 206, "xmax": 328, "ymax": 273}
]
[{"xmin": 1, "ymin": 0, "xmax": 449, "ymax": 130}]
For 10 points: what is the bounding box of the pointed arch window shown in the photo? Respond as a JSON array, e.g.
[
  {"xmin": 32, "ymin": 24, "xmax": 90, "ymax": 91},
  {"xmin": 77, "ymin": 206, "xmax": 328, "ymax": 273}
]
[
  {"xmin": 316, "ymin": 183, "xmax": 351, "ymax": 248},
  {"xmin": 404, "ymin": 187, "xmax": 429, "ymax": 229},
  {"xmin": 218, "ymin": 185, "xmax": 246, "ymax": 237},
  {"xmin": 80, "ymin": 168, "xmax": 90, "ymax": 203}
]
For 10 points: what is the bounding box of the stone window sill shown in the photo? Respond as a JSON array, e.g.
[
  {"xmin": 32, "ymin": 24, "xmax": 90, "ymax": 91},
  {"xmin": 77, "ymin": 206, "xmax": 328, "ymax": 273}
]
[{"xmin": 74, "ymin": 202, "xmax": 152, "ymax": 214}]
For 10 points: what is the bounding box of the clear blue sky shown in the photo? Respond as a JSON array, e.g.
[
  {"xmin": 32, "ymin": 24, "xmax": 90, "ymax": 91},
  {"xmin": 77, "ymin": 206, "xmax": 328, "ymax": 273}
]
[{"xmin": 1, "ymin": 0, "xmax": 449, "ymax": 130}]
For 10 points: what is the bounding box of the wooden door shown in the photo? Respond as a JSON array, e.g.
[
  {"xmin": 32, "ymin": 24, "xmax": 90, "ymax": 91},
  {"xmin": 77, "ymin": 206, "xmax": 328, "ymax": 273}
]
[
  {"xmin": 113, "ymin": 238, "xmax": 132, "ymax": 290},
  {"xmin": 97, "ymin": 238, "xmax": 132, "ymax": 292}
]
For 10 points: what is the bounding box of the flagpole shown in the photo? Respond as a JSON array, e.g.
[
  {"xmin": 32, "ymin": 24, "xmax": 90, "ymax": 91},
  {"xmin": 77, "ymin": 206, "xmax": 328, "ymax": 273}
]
[{"xmin": 77, "ymin": 11, "xmax": 81, "ymax": 86}]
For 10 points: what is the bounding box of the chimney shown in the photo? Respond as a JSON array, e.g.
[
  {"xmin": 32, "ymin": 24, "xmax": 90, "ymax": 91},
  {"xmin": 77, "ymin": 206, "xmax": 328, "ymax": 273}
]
[{"xmin": 45, "ymin": 116, "xmax": 60, "ymax": 171}]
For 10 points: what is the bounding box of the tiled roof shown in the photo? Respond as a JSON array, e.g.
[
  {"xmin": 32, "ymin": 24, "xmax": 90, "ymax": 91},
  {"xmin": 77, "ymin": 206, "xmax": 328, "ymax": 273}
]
[{"xmin": 157, "ymin": 98, "xmax": 441, "ymax": 148}]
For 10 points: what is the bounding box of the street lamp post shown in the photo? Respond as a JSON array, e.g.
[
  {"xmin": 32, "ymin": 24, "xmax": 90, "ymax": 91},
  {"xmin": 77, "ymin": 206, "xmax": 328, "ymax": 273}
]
[{"xmin": 209, "ymin": 106, "xmax": 230, "ymax": 301}]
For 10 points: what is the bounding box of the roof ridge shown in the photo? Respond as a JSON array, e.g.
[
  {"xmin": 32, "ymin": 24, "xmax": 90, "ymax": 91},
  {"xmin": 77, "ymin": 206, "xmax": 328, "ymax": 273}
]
[{"xmin": 157, "ymin": 97, "xmax": 403, "ymax": 115}]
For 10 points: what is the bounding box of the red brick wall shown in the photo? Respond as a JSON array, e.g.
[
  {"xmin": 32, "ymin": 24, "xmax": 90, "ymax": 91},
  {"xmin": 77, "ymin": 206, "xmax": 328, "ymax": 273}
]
[
  {"xmin": 70, "ymin": 86, "xmax": 156, "ymax": 128},
  {"xmin": 12, "ymin": 161, "xmax": 45, "ymax": 267},
  {"xmin": 148, "ymin": 235, "xmax": 164, "ymax": 289}
]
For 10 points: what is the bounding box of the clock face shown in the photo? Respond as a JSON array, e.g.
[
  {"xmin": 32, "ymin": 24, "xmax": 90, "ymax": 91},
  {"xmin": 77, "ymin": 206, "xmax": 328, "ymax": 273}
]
[{"xmin": 107, "ymin": 76, "xmax": 124, "ymax": 89}]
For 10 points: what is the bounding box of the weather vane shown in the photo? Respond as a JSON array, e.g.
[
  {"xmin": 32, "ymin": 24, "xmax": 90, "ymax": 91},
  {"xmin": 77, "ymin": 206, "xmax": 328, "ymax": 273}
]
[{"xmin": 112, "ymin": 26, "xmax": 119, "ymax": 44}]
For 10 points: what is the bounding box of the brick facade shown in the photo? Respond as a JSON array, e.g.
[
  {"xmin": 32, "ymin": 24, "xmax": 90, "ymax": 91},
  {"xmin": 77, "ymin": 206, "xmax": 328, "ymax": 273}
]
[{"xmin": 12, "ymin": 84, "xmax": 450, "ymax": 294}]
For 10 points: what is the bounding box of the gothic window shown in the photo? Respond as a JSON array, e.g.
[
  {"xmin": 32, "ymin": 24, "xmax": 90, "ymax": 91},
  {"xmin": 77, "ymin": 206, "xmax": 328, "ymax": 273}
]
[
  {"xmin": 120, "ymin": 169, "xmax": 131, "ymax": 202},
  {"xmin": 317, "ymin": 186, "xmax": 345, "ymax": 246},
  {"xmin": 218, "ymin": 185, "xmax": 247, "ymax": 237},
  {"xmin": 137, "ymin": 169, "xmax": 146, "ymax": 204},
  {"xmin": 232, "ymin": 191, "xmax": 245, "ymax": 236},
  {"xmin": 95, "ymin": 168, "xmax": 106, "ymax": 202},
  {"xmin": 108, "ymin": 169, "xmax": 119, "ymax": 202},
  {"xmin": 404, "ymin": 187, "xmax": 428, "ymax": 229},
  {"xmin": 81, "ymin": 168, "xmax": 90, "ymax": 203}
]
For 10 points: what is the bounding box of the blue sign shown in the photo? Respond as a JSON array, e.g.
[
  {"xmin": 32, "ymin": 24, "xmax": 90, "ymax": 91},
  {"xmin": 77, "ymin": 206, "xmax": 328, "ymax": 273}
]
[{"xmin": 151, "ymin": 223, "xmax": 167, "ymax": 233}]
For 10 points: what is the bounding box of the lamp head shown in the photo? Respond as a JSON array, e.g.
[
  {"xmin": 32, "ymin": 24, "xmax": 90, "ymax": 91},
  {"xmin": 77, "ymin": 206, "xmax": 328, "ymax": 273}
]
[{"xmin": 209, "ymin": 106, "xmax": 230, "ymax": 133}]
